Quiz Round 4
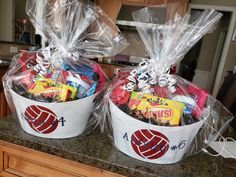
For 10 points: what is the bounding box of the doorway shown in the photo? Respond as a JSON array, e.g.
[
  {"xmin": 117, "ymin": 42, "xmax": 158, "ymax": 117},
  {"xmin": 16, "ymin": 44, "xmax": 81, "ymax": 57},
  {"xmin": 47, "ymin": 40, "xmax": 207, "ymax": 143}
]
[{"xmin": 178, "ymin": 9, "xmax": 232, "ymax": 94}]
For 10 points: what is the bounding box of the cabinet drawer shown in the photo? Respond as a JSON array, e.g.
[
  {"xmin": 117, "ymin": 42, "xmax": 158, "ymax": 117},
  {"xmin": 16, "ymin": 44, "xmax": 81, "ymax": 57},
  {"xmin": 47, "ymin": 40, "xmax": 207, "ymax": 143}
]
[
  {"xmin": 0, "ymin": 141, "xmax": 125, "ymax": 177},
  {"xmin": 4, "ymin": 153, "xmax": 80, "ymax": 177}
]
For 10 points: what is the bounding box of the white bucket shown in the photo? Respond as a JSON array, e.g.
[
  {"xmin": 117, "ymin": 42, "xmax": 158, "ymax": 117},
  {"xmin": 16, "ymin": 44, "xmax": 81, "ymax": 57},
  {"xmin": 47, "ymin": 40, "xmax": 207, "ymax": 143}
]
[
  {"xmin": 10, "ymin": 89, "xmax": 97, "ymax": 139},
  {"xmin": 109, "ymin": 99, "xmax": 206, "ymax": 164}
]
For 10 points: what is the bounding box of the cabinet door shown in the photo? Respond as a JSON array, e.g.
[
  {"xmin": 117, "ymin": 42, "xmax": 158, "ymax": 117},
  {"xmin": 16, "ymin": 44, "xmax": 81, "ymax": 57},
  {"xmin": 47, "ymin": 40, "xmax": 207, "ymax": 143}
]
[
  {"xmin": 166, "ymin": 1, "xmax": 188, "ymax": 17},
  {"xmin": 175, "ymin": 1, "xmax": 188, "ymax": 16},
  {"xmin": 0, "ymin": 67, "xmax": 10, "ymax": 118},
  {"xmin": 0, "ymin": 92, "xmax": 7, "ymax": 118},
  {"xmin": 4, "ymin": 153, "xmax": 81, "ymax": 177},
  {"xmin": 123, "ymin": 0, "xmax": 144, "ymax": 5},
  {"xmin": 95, "ymin": 0, "xmax": 122, "ymax": 22}
]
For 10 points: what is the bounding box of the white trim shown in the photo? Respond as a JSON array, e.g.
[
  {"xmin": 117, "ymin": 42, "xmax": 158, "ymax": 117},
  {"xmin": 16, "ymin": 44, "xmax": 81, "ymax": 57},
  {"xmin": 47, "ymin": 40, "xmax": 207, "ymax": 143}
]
[
  {"xmin": 189, "ymin": 4, "xmax": 236, "ymax": 97},
  {"xmin": 232, "ymin": 29, "xmax": 236, "ymax": 41},
  {"xmin": 189, "ymin": 4, "xmax": 236, "ymax": 12},
  {"xmin": 208, "ymin": 30, "xmax": 226, "ymax": 92}
]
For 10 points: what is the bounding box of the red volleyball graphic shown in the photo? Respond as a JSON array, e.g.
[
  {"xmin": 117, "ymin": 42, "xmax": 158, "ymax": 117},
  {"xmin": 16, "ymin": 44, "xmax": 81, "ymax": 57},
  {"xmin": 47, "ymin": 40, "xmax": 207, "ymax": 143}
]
[
  {"xmin": 23, "ymin": 105, "xmax": 59, "ymax": 134},
  {"xmin": 131, "ymin": 129, "xmax": 169, "ymax": 159}
]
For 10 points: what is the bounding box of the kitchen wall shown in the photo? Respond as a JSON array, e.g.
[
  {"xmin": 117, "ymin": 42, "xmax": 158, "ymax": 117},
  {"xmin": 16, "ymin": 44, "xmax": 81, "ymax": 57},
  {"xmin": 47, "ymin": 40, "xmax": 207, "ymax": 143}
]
[
  {"xmin": 0, "ymin": 0, "xmax": 14, "ymax": 41},
  {"xmin": 191, "ymin": 0, "xmax": 236, "ymax": 93},
  {"xmin": 119, "ymin": 30, "xmax": 147, "ymax": 57},
  {"xmin": 196, "ymin": 19, "xmax": 223, "ymax": 72},
  {"xmin": 191, "ymin": 18, "xmax": 224, "ymax": 91},
  {"xmin": 15, "ymin": 0, "xmax": 27, "ymax": 19},
  {"xmin": 0, "ymin": 42, "xmax": 31, "ymax": 59},
  {"xmin": 0, "ymin": 0, "xmax": 28, "ymax": 42}
]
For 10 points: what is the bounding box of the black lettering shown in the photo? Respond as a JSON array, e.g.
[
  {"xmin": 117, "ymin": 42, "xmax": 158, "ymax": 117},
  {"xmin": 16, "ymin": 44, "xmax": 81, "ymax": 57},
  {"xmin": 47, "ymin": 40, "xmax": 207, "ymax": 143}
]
[
  {"xmin": 58, "ymin": 117, "xmax": 66, "ymax": 126},
  {"xmin": 123, "ymin": 132, "xmax": 129, "ymax": 141}
]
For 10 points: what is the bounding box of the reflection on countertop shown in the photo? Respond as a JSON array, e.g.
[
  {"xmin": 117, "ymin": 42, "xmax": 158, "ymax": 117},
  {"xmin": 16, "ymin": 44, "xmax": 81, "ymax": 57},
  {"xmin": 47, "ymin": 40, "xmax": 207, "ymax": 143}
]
[{"xmin": 0, "ymin": 116, "xmax": 235, "ymax": 177}]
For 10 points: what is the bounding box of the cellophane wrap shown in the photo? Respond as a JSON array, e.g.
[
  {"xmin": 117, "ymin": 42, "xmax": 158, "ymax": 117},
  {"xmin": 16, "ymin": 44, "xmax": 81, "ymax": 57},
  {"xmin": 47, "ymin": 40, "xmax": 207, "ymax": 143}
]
[
  {"xmin": 96, "ymin": 5, "xmax": 234, "ymax": 164},
  {"xmin": 2, "ymin": 0, "xmax": 128, "ymax": 139}
]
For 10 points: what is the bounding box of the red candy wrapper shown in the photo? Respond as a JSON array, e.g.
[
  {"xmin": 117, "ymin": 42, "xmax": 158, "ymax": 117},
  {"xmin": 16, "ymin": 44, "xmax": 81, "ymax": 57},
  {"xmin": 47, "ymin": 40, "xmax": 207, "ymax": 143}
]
[
  {"xmin": 186, "ymin": 85, "xmax": 208, "ymax": 118},
  {"xmin": 111, "ymin": 85, "xmax": 130, "ymax": 105},
  {"xmin": 18, "ymin": 51, "xmax": 37, "ymax": 73}
]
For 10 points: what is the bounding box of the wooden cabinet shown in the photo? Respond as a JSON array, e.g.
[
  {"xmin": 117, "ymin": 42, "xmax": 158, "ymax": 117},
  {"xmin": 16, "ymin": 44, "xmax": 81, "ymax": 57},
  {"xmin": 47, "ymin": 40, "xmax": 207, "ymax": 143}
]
[
  {"xmin": 123, "ymin": 0, "xmax": 165, "ymax": 6},
  {"xmin": 166, "ymin": 0, "xmax": 189, "ymax": 17},
  {"xmin": 95, "ymin": 0, "xmax": 189, "ymax": 22},
  {"xmin": 0, "ymin": 67, "xmax": 11, "ymax": 118},
  {"xmin": 99, "ymin": 63, "xmax": 123, "ymax": 79},
  {"xmin": 95, "ymin": 0, "xmax": 122, "ymax": 22},
  {"xmin": 0, "ymin": 141, "xmax": 125, "ymax": 177}
]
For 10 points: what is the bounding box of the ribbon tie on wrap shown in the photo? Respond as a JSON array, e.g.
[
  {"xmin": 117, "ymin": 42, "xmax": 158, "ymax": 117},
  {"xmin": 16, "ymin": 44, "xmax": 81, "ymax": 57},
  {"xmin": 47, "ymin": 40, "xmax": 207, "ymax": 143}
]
[
  {"xmin": 34, "ymin": 48, "xmax": 51, "ymax": 76},
  {"xmin": 34, "ymin": 44, "xmax": 77, "ymax": 77},
  {"xmin": 123, "ymin": 59, "xmax": 176, "ymax": 94},
  {"xmin": 158, "ymin": 73, "xmax": 176, "ymax": 93}
]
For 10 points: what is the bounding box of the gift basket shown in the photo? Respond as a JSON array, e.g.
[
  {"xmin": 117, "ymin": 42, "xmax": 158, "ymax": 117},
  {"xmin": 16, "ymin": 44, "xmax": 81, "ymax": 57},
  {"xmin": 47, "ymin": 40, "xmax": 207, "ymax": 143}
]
[
  {"xmin": 3, "ymin": 0, "xmax": 128, "ymax": 139},
  {"xmin": 97, "ymin": 5, "xmax": 234, "ymax": 164}
]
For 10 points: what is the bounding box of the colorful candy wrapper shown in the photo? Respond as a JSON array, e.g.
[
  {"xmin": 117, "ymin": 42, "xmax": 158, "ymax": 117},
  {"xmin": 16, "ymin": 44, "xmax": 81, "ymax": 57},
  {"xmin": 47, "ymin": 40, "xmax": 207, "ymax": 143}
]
[
  {"xmin": 128, "ymin": 91, "xmax": 184, "ymax": 126},
  {"xmin": 18, "ymin": 52, "xmax": 37, "ymax": 73},
  {"xmin": 66, "ymin": 73, "xmax": 90, "ymax": 98},
  {"xmin": 186, "ymin": 85, "xmax": 208, "ymax": 119},
  {"xmin": 29, "ymin": 77, "xmax": 77, "ymax": 102},
  {"xmin": 84, "ymin": 82, "xmax": 97, "ymax": 98}
]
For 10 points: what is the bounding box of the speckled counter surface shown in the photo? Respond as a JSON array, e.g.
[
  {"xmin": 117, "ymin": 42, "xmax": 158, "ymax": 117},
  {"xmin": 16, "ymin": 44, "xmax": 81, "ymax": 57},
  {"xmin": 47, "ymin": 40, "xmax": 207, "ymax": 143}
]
[{"xmin": 0, "ymin": 117, "xmax": 235, "ymax": 177}]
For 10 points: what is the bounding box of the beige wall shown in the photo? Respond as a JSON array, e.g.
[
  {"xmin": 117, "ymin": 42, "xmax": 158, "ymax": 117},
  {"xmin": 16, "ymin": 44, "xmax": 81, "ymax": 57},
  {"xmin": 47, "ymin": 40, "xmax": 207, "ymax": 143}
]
[
  {"xmin": 196, "ymin": 20, "xmax": 223, "ymax": 71},
  {"xmin": 0, "ymin": 0, "xmax": 27, "ymax": 42},
  {"xmin": 191, "ymin": 0, "xmax": 236, "ymax": 91},
  {"xmin": 0, "ymin": 0, "xmax": 14, "ymax": 41},
  {"xmin": 0, "ymin": 42, "xmax": 31, "ymax": 59},
  {"xmin": 15, "ymin": 0, "xmax": 27, "ymax": 19}
]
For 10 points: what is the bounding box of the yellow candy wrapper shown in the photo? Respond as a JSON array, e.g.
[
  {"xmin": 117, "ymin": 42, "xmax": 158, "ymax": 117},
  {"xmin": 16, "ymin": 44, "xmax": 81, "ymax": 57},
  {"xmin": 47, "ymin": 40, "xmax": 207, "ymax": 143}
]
[
  {"xmin": 29, "ymin": 77, "xmax": 77, "ymax": 102},
  {"xmin": 128, "ymin": 91, "xmax": 185, "ymax": 126}
]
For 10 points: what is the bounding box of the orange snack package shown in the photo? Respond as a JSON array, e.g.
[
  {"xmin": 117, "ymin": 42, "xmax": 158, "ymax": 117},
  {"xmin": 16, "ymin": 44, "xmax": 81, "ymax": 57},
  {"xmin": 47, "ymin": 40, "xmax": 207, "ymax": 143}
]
[{"xmin": 128, "ymin": 91, "xmax": 185, "ymax": 126}]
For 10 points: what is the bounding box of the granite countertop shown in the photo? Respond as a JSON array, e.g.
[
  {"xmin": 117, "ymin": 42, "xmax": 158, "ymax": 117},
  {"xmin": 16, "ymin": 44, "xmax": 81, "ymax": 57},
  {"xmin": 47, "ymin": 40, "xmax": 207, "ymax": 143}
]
[{"xmin": 0, "ymin": 117, "xmax": 235, "ymax": 177}]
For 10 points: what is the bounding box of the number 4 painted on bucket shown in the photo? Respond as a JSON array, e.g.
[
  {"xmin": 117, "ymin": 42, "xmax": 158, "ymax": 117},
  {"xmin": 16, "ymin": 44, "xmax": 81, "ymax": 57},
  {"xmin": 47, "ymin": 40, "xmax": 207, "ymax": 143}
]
[
  {"xmin": 171, "ymin": 140, "xmax": 186, "ymax": 151},
  {"xmin": 58, "ymin": 117, "xmax": 66, "ymax": 126}
]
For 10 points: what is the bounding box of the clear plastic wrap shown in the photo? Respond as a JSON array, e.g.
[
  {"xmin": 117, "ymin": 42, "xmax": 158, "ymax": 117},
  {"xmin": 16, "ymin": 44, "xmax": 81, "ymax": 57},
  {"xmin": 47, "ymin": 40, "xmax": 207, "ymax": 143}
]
[
  {"xmin": 96, "ymin": 5, "xmax": 234, "ymax": 164},
  {"xmin": 2, "ymin": 0, "xmax": 128, "ymax": 139}
]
